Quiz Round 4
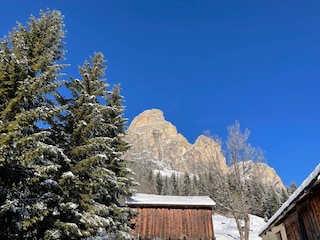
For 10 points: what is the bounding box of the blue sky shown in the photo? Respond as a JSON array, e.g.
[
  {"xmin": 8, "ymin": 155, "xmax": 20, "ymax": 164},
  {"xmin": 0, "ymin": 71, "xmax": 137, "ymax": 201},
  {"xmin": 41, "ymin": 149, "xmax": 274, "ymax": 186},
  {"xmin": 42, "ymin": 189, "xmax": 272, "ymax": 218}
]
[{"xmin": 2, "ymin": 1, "xmax": 320, "ymax": 187}]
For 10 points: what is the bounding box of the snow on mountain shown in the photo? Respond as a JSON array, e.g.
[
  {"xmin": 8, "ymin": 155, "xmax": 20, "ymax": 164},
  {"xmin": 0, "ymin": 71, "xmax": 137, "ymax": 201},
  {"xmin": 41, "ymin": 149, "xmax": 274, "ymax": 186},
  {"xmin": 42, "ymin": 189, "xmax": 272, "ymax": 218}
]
[{"xmin": 213, "ymin": 214, "xmax": 265, "ymax": 240}]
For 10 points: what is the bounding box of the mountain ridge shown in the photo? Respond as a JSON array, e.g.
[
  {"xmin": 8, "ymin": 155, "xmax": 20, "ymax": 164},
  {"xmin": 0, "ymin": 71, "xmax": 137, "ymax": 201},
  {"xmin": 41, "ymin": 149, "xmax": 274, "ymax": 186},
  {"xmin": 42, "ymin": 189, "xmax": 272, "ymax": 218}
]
[{"xmin": 125, "ymin": 108, "xmax": 284, "ymax": 188}]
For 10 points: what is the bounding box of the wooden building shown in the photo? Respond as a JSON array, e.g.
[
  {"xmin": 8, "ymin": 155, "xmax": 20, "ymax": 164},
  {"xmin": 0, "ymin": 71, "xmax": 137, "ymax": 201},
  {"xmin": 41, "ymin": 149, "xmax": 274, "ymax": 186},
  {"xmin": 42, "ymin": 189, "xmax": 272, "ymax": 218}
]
[
  {"xmin": 127, "ymin": 193, "xmax": 216, "ymax": 240},
  {"xmin": 259, "ymin": 163, "xmax": 320, "ymax": 240}
]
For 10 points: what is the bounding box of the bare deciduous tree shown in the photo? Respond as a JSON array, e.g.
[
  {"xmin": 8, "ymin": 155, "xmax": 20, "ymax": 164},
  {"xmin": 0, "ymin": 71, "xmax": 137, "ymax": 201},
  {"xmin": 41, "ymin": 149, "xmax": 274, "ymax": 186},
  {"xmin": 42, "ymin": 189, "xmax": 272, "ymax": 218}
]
[
  {"xmin": 199, "ymin": 122, "xmax": 264, "ymax": 240},
  {"xmin": 225, "ymin": 121, "xmax": 264, "ymax": 240}
]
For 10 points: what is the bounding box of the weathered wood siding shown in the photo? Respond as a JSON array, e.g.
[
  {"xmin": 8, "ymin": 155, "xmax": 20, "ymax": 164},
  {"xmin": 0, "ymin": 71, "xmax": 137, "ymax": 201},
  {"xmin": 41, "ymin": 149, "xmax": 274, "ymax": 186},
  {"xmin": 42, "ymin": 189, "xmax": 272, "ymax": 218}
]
[
  {"xmin": 284, "ymin": 213, "xmax": 300, "ymax": 240},
  {"xmin": 259, "ymin": 165, "xmax": 320, "ymax": 240},
  {"xmin": 300, "ymin": 190, "xmax": 320, "ymax": 240},
  {"xmin": 283, "ymin": 187, "xmax": 320, "ymax": 240},
  {"xmin": 131, "ymin": 207, "xmax": 214, "ymax": 240}
]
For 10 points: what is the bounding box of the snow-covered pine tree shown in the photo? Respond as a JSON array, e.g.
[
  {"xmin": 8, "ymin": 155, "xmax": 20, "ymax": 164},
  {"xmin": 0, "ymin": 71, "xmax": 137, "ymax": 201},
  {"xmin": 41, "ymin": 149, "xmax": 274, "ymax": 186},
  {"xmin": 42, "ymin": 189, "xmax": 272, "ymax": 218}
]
[
  {"xmin": 190, "ymin": 175, "xmax": 199, "ymax": 195},
  {"xmin": 162, "ymin": 176, "xmax": 169, "ymax": 195},
  {"xmin": 104, "ymin": 83, "xmax": 137, "ymax": 238},
  {"xmin": 155, "ymin": 172, "xmax": 163, "ymax": 195},
  {"xmin": 59, "ymin": 52, "xmax": 135, "ymax": 239},
  {"xmin": 260, "ymin": 183, "xmax": 288, "ymax": 220},
  {"xmin": 169, "ymin": 173, "xmax": 179, "ymax": 195},
  {"xmin": 0, "ymin": 10, "xmax": 69, "ymax": 239},
  {"xmin": 181, "ymin": 173, "xmax": 191, "ymax": 196}
]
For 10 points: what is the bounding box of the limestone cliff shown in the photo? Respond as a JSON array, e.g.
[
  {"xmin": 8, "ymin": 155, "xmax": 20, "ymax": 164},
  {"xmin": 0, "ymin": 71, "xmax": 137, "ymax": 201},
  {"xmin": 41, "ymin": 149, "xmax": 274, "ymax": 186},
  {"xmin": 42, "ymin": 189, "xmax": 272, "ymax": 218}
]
[
  {"xmin": 254, "ymin": 163, "xmax": 284, "ymax": 187},
  {"xmin": 182, "ymin": 135, "xmax": 228, "ymax": 174},
  {"xmin": 124, "ymin": 108, "xmax": 284, "ymax": 188},
  {"xmin": 124, "ymin": 109, "xmax": 227, "ymax": 173},
  {"xmin": 229, "ymin": 161, "xmax": 285, "ymax": 188}
]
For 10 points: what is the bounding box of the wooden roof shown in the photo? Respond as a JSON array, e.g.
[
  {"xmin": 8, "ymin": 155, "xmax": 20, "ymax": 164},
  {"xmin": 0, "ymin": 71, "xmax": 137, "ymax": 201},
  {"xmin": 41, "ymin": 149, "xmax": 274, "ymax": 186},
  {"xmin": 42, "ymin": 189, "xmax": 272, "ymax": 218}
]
[{"xmin": 127, "ymin": 193, "xmax": 216, "ymax": 208}]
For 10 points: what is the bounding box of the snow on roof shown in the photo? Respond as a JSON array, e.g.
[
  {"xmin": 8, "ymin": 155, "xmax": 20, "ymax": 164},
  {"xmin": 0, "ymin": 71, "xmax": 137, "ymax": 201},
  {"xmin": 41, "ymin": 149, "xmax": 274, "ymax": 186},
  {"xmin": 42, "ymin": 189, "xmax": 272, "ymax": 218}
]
[
  {"xmin": 259, "ymin": 163, "xmax": 320, "ymax": 236},
  {"xmin": 127, "ymin": 193, "xmax": 215, "ymax": 207}
]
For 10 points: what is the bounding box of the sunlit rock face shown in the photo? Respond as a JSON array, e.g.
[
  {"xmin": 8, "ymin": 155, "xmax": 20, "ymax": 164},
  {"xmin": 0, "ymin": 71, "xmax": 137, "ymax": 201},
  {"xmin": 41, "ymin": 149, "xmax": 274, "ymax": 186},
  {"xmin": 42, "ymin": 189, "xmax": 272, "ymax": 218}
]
[
  {"xmin": 181, "ymin": 135, "xmax": 228, "ymax": 174},
  {"xmin": 124, "ymin": 108, "xmax": 284, "ymax": 188},
  {"xmin": 254, "ymin": 163, "xmax": 285, "ymax": 188},
  {"xmin": 124, "ymin": 109, "xmax": 227, "ymax": 173},
  {"xmin": 228, "ymin": 161, "xmax": 285, "ymax": 188}
]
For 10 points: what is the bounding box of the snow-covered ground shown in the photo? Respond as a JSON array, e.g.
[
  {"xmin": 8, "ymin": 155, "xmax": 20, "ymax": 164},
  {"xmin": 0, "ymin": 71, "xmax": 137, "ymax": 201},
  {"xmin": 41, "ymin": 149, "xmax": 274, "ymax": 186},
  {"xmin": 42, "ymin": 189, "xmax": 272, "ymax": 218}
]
[{"xmin": 213, "ymin": 214, "xmax": 266, "ymax": 240}]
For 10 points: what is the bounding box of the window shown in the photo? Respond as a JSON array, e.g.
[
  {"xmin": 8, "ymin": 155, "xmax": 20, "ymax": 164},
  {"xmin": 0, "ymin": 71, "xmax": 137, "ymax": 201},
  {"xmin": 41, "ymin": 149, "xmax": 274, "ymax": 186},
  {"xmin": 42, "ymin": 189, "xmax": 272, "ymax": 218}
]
[{"xmin": 276, "ymin": 231, "xmax": 282, "ymax": 240}]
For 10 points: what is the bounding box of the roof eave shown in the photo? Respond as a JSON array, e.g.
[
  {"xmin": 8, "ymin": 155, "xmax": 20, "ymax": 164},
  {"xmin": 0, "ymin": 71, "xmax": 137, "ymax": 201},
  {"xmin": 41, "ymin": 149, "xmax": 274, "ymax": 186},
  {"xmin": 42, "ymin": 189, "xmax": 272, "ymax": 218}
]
[{"xmin": 259, "ymin": 164, "xmax": 320, "ymax": 236}]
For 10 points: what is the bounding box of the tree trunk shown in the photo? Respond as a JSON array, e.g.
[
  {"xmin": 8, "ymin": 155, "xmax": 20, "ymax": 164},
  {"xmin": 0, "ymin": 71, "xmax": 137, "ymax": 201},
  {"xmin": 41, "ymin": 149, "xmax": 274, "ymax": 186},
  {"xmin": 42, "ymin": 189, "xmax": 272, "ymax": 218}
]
[
  {"xmin": 243, "ymin": 214, "xmax": 250, "ymax": 240},
  {"xmin": 232, "ymin": 211, "xmax": 250, "ymax": 240}
]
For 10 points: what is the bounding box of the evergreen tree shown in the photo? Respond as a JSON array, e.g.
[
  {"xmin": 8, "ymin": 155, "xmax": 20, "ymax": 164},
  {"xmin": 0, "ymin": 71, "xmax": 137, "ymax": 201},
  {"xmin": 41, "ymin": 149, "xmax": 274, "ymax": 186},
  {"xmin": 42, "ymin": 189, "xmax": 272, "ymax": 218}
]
[
  {"xmin": 181, "ymin": 173, "xmax": 191, "ymax": 196},
  {"xmin": 140, "ymin": 169, "xmax": 156, "ymax": 194},
  {"xmin": 287, "ymin": 182, "xmax": 297, "ymax": 195},
  {"xmin": 169, "ymin": 173, "xmax": 179, "ymax": 195},
  {"xmin": 197, "ymin": 174, "xmax": 207, "ymax": 196},
  {"xmin": 162, "ymin": 176, "xmax": 169, "ymax": 195},
  {"xmin": 247, "ymin": 180, "xmax": 265, "ymax": 217},
  {"xmin": 57, "ymin": 52, "xmax": 135, "ymax": 239},
  {"xmin": 191, "ymin": 175, "xmax": 199, "ymax": 195},
  {"xmin": 262, "ymin": 185, "xmax": 281, "ymax": 220},
  {"xmin": 1, "ymin": 10, "xmax": 136, "ymax": 239},
  {"xmin": 0, "ymin": 10, "xmax": 68, "ymax": 239},
  {"xmin": 144, "ymin": 169, "xmax": 156, "ymax": 194},
  {"xmin": 155, "ymin": 172, "xmax": 163, "ymax": 195}
]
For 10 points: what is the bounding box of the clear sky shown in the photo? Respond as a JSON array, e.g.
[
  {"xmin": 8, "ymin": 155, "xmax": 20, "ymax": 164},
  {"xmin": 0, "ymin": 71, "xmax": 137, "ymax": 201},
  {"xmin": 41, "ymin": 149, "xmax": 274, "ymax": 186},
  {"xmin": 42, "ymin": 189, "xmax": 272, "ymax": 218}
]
[{"xmin": 2, "ymin": 1, "xmax": 320, "ymax": 187}]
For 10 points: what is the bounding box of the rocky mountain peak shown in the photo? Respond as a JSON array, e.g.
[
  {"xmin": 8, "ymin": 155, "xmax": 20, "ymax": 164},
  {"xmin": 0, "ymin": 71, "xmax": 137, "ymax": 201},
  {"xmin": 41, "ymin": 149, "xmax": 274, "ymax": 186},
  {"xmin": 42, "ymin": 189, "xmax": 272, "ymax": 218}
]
[
  {"xmin": 125, "ymin": 108, "xmax": 284, "ymax": 188},
  {"xmin": 129, "ymin": 109, "xmax": 165, "ymax": 129},
  {"xmin": 125, "ymin": 109, "xmax": 227, "ymax": 173},
  {"xmin": 255, "ymin": 163, "xmax": 284, "ymax": 188},
  {"xmin": 125, "ymin": 109, "xmax": 191, "ymax": 171},
  {"xmin": 182, "ymin": 135, "xmax": 228, "ymax": 173},
  {"xmin": 229, "ymin": 161, "xmax": 284, "ymax": 188}
]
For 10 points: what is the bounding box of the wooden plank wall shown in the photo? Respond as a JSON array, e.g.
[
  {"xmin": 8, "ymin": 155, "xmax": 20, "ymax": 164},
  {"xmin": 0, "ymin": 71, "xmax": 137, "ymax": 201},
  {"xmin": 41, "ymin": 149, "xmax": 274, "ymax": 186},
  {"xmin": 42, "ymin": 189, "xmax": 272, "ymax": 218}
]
[
  {"xmin": 284, "ymin": 187, "xmax": 320, "ymax": 240},
  {"xmin": 284, "ymin": 214, "xmax": 300, "ymax": 240},
  {"xmin": 301, "ymin": 189, "xmax": 320, "ymax": 240},
  {"xmin": 131, "ymin": 207, "xmax": 214, "ymax": 240}
]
